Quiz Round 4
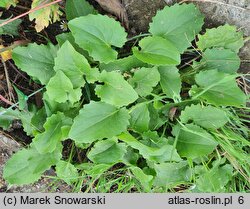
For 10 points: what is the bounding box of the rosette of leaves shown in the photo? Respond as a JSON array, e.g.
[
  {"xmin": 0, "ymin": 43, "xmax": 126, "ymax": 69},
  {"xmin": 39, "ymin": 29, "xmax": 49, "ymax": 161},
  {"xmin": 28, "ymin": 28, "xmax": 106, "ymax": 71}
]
[{"xmin": 1, "ymin": 3, "xmax": 248, "ymax": 192}]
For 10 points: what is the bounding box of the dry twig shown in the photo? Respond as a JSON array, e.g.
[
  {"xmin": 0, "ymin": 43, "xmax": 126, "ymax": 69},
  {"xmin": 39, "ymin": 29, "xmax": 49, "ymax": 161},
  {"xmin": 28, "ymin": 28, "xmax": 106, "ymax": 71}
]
[{"xmin": 0, "ymin": 58, "xmax": 15, "ymax": 102}]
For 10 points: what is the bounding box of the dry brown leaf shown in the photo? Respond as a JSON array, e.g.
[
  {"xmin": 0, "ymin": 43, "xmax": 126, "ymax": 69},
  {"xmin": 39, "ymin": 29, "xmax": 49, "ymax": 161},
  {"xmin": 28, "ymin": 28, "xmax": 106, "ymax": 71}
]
[
  {"xmin": 29, "ymin": 0, "xmax": 62, "ymax": 32},
  {"xmin": 95, "ymin": 0, "xmax": 129, "ymax": 29},
  {"xmin": 0, "ymin": 45, "xmax": 12, "ymax": 61}
]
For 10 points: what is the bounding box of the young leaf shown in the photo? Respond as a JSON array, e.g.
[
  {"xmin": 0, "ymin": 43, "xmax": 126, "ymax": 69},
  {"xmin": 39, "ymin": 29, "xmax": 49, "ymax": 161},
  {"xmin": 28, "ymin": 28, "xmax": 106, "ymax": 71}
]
[
  {"xmin": 128, "ymin": 66, "xmax": 160, "ymax": 97},
  {"xmin": 88, "ymin": 138, "xmax": 127, "ymax": 164},
  {"xmin": 133, "ymin": 36, "xmax": 180, "ymax": 66},
  {"xmin": 197, "ymin": 24, "xmax": 244, "ymax": 53},
  {"xmin": 154, "ymin": 161, "xmax": 191, "ymax": 187},
  {"xmin": 172, "ymin": 124, "xmax": 218, "ymax": 159},
  {"xmin": 13, "ymin": 85, "xmax": 27, "ymax": 110},
  {"xmin": 201, "ymin": 48, "xmax": 241, "ymax": 74},
  {"xmin": 99, "ymin": 55, "xmax": 148, "ymax": 72},
  {"xmin": 66, "ymin": 0, "xmax": 97, "ymax": 21},
  {"xmin": 55, "ymin": 40, "xmax": 99, "ymax": 84},
  {"xmin": 43, "ymin": 92, "xmax": 77, "ymax": 117},
  {"xmin": 123, "ymin": 147, "xmax": 139, "ymax": 165},
  {"xmin": 54, "ymin": 41, "xmax": 91, "ymax": 88},
  {"xmin": 180, "ymin": 104, "xmax": 228, "ymax": 130},
  {"xmin": 56, "ymin": 161, "xmax": 79, "ymax": 185},
  {"xmin": 149, "ymin": 3, "xmax": 204, "ymax": 53},
  {"xmin": 29, "ymin": 0, "xmax": 62, "ymax": 32},
  {"xmin": 0, "ymin": 18, "xmax": 21, "ymax": 36},
  {"xmin": 196, "ymin": 164, "xmax": 233, "ymax": 192},
  {"xmin": 33, "ymin": 112, "xmax": 72, "ymax": 154},
  {"xmin": 95, "ymin": 71, "xmax": 138, "ymax": 107},
  {"xmin": 31, "ymin": 107, "xmax": 47, "ymax": 135},
  {"xmin": 119, "ymin": 132, "xmax": 181, "ymax": 163},
  {"xmin": 0, "ymin": 107, "xmax": 36, "ymax": 136},
  {"xmin": 46, "ymin": 71, "xmax": 82, "ymax": 104},
  {"xmin": 69, "ymin": 102, "xmax": 130, "ymax": 144},
  {"xmin": 129, "ymin": 103, "xmax": 150, "ymax": 133},
  {"xmin": 3, "ymin": 145, "xmax": 62, "ymax": 185},
  {"xmin": 141, "ymin": 131, "xmax": 167, "ymax": 148},
  {"xmin": 19, "ymin": 108, "xmax": 37, "ymax": 136},
  {"xmin": 12, "ymin": 43, "xmax": 58, "ymax": 85},
  {"xmin": 69, "ymin": 14, "xmax": 127, "ymax": 63},
  {"xmin": 130, "ymin": 166, "xmax": 153, "ymax": 192},
  {"xmin": 158, "ymin": 66, "xmax": 181, "ymax": 101},
  {"xmin": 0, "ymin": 108, "xmax": 19, "ymax": 130},
  {"xmin": 56, "ymin": 32, "xmax": 92, "ymax": 60},
  {"xmin": 148, "ymin": 103, "xmax": 165, "ymax": 130},
  {"xmin": 190, "ymin": 69, "xmax": 247, "ymax": 107}
]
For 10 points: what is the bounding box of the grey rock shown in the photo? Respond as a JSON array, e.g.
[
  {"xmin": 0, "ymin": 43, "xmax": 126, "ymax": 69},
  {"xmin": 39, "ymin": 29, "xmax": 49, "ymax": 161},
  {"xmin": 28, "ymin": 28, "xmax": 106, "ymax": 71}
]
[{"xmin": 187, "ymin": 0, "xmax": 250, "ymax": 35}]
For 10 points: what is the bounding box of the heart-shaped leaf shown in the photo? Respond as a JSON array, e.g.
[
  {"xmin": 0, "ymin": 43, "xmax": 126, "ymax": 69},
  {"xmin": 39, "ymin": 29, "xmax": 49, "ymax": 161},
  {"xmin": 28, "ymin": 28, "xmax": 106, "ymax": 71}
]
[
  {"xmin": 95, "ymin": 71, "xmax": 138, "ymax": 107},
  {"xmin": 69, "ymin": 14, "xmax": 127, "ymax": 63},
  {"xmin": 12, "ymin": 43, "xmax": 58, "ymax": 85},
  {"xmin": 129, "ymin": 66, "xmax": 160, "ymax": 97},
  {"xmin": 172, "ymin": 124, "xmax": 218, "ymax": 159},
  {"xmin": 149, "ymin": 3, "xmax": 204, "ymax": 53}
]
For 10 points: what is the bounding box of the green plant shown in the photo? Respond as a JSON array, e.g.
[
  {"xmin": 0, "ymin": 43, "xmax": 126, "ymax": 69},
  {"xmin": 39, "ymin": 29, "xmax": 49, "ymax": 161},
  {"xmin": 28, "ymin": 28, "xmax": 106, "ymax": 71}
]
[
  {"xmin": 0, "ymin": 18, "xmax": 21, "ymax": 36},
  {"xmin": 1, "ymin": 3, "xmax": 249, "ymax": 192}
]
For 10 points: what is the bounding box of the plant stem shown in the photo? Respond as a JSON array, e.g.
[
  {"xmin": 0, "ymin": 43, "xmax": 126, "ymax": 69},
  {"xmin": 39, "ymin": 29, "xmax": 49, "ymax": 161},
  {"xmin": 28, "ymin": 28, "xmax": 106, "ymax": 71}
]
[
  {"xmin": 0, "ymin": 94, "xmax": 14, "ymax": 105},
  {"xmin": 0, "ymin": 40, "xmax": 30, "ymax": 54},
  {"xmin": 0, "ymin": 87, "xmax": 45, "ymax": 116},
  {"xmin": 127, "ymin": 33, "xmax": 151, "ymax": 42}
]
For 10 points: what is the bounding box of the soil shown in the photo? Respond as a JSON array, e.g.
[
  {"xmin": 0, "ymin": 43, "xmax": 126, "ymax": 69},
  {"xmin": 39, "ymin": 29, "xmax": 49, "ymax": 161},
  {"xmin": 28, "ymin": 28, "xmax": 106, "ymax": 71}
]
[
  {"xmin": 0, "ymin": 0, "xmax": 249, "ymax": 192},
  {"xmin": 123, "ymin": 0, "xmax": 166, "ymax": 34}
]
